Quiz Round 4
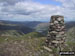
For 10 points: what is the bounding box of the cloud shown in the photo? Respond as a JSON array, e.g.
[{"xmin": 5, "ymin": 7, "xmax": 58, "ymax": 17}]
[
  {"xmin": 0, "ymin": 0, "xmax": 75, "ymax": 21},
  {"xmin": 55, "ymin": 0, "xmax": 75, "ymax": 21},
  {"xmin": 56, "ymin": 0, "xmax": 75, "ymax": 8},
  {"xmin": 0, "ymin": 0, "xmax": 31, "ymax": 5},
  {"xmin": 0, "ymin": 1, "xmax": 62, "ymax": 21}
]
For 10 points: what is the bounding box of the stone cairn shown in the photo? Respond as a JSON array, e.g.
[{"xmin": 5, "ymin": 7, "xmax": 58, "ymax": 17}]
[{"xmin": 45, "ymin": 15, "xmax": 66, "ymax": 52}]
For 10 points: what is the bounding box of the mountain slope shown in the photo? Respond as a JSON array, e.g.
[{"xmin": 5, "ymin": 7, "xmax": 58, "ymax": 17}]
[
  {"xmin": 23, "ymin": 32, "xmax": 45, "ymax": 38},
  {"xmin": 0, "ymin": 23, "xmax": 34, "ymax": 37},
  {"xmin": 35, "ymin": 21, "xmax": 75, "ymax": 35},
  {"xmin": 66, "ymin": 21, "xmax": 75, "ymax": 30},
  {"xmin": 0, "ymin": 20, "xmax": 42, "ymax": 29}
]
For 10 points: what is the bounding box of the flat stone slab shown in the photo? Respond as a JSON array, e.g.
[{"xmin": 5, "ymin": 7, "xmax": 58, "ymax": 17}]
[
  {"xmin": 43, "ymin": 46, "xmax": 52, "ymax": 52},
  {"xmin": 52, "ymin": 40, "xmax": 64, "ymax": 44}
]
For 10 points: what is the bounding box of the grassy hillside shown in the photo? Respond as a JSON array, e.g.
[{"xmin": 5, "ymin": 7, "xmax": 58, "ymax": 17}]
[
  {"xmin": 66, "ymin": 27, "xmax": 75, "ymax": 51},
  {"xmin": 35, "ymin": 23, "xmax": 49, "ymax": 32},
  {"xmin": 0, "ymin": 30, "xmax": 23, "ymax": 37},
  {"xmin": 23, "ymin": 32, "xmax": 45, "ymax": 38},
  {"xmin": 0, "ymin": 27, "xmax": 75, "ymax": 56}
]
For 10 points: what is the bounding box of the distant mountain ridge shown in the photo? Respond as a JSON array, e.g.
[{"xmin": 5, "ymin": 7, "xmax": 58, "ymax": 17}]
[
  {"xmin": 0, "ymin": 20, "xmax": 36, "ymax": 36},
  {"xmin": 65, "ymin": 21, "xmax": 75, "ymax": 30},
  {"xmin": 0, "ymin": 24, "xmax": 34, "ymax": 34},
  {"xmin": 35, "ymin": 21, "xmax": 75, "ymax": 35},
  {"xmin": 0, "ymin": 20, "xmax": 42, "ymax": 29},
  {"xmin": 0, "ymin": 20, "xmax": 75, "ymax": 36}
]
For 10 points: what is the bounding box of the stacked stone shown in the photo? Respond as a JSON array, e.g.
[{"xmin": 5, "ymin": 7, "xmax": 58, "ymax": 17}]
[{"xmin": 46, "ymin": 15, "xmax": 66, "ymax": 48}]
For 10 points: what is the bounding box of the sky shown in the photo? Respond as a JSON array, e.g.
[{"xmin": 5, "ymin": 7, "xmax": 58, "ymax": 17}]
[{"xmin": 0, "ymin": 0, "xmax": 75, "ymax": 22}]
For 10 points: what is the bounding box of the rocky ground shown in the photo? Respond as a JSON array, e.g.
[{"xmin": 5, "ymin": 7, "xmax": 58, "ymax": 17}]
[
  {"xmin": 0, "ymin": 37, "xmax": 51, "ymax": 56},
  {"xmin": 0, "ymin": 27, "xmax": 75, "ymax": 56}
]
